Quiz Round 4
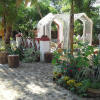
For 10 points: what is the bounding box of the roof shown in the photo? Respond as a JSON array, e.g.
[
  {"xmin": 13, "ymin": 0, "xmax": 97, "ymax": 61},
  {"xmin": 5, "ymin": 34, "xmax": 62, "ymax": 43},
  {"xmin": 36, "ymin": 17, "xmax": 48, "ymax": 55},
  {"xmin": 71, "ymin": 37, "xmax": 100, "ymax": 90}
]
[
  {"xmin": 74, "ymin": 13, "xmax": 93, "ymax": 24},
  {"xmin": 38, "ymin": 13, "xmax": 93, "ymax": 27}
]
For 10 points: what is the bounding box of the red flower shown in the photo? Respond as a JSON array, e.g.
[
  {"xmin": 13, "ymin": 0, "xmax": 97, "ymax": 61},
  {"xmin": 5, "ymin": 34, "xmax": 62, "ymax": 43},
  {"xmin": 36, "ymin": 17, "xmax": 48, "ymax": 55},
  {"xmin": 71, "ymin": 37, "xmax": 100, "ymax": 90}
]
[
  {"xmin": 64, "ymin": 68, "xmax": 67, "ymax": 70},
  {"xmin": 78, "ymin": 68, "xmax": 80, "ymax": 71},
  {"xmin": 94, "ymin": 51, "xmax": 98, "ymax": 54},
  {"xmin": 69, "ymin": 69, "xmax": 72, "ymax": 72}
]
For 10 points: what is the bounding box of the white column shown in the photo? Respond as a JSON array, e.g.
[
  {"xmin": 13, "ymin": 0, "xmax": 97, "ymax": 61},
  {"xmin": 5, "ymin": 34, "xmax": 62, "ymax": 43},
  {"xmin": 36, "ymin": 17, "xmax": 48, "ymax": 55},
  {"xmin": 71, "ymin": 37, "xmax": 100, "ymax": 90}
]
[
  {"xmin": 16, "ymin": 37, "xmax": 22, "ymax": 47},
  {"xmin": 40, "ymin": 36, "xmax": 50, "ymax": 62},
  {"xmin": 83, "ymin": 22, "xmax": 86, "ymax": 43}
]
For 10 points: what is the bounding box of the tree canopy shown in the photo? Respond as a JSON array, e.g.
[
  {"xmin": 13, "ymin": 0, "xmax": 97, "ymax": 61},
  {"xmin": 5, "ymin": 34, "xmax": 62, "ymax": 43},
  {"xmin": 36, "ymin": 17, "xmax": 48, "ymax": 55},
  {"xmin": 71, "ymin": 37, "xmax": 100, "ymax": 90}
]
[{"xmin": 0, "ymin": 0, "xmax": 99, "ymax": 44}]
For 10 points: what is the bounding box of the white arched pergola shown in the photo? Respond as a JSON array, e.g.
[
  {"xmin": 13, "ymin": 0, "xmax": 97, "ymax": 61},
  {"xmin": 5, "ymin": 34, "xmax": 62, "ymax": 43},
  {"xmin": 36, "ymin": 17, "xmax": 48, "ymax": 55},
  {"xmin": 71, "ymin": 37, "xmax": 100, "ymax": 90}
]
[
  {"xmin": 74, "ymin": 13, "xmax": 93, "ymax": 45},
  {"xmin": 37, "ymin": 13, "xmax": 93, "ymax": 50}
]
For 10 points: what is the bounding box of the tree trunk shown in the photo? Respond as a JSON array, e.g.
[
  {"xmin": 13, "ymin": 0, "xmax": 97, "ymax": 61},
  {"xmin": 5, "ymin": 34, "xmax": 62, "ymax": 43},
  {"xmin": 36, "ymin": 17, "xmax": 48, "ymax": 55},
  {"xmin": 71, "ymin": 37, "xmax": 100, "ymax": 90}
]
[
  {"xmin": 5, "ymin": 25, "xmax": 12, "ymax": 44},
  {"xmin": 3, "ymin": 15, "xmax": 6, "ymax": 39},
  {"xmin": 69, "ymin": 0, "xmax": 74, "ymax": 55},
  {"xmin": 36, "ymin": 4, "xmax": 43, "ymax": 18},
  {"xmin": 16, "ymin": 0, "xmax": 23, "ymax": 7},
  {"xmin": 1, "ymin": 11, "xmax": 6, "ymax": 40}
]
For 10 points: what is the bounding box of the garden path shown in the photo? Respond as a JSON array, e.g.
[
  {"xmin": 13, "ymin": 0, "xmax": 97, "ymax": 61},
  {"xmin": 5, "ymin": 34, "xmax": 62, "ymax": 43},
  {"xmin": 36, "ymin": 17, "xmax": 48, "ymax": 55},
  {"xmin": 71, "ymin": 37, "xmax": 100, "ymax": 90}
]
[{"xmin": 0, "ymin": 63, "xmax": 99, "ymax": 100}]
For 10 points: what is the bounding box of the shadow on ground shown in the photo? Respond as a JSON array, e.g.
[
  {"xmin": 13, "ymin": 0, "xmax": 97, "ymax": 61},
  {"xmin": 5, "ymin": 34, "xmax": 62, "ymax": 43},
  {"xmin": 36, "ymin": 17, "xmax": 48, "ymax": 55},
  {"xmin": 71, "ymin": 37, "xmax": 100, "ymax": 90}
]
[{"xmin": 0, "ymin": 63, "xmax": 99, "ymax": 100}]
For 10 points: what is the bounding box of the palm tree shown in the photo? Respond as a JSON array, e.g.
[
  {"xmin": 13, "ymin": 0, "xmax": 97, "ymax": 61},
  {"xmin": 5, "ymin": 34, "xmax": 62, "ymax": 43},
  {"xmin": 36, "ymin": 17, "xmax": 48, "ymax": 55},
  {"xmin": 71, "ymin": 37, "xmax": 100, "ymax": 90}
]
[
  {"xmin": 0, "ymin": 0, "xmax": 43, "ymax": 44},
  {"xmin": 0, "ymin": 0, "xmax": 17, "ymax": 44}
]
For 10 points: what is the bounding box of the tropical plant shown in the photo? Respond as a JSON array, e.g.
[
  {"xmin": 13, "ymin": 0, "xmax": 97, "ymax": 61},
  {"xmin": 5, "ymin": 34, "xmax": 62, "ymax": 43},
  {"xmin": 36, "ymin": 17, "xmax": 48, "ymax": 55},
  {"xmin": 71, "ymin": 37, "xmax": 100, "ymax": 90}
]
[
  {"xmin": 16, "ymin": 0, "xmax": 50, "ymax": 18},
  {"xmin": 52, "ymin": 41, "xmax": 100, "ymax": 96},
  {"xmin": 7, "ymin": 43, "xmax": 24, "ymax": 60},
  {"xmin": 22, "ymin": 47, "xmax": 40, "ymax": 63},
  {"xmin": 0, "ymin": 0, "xmax": 17, "ymax": 44}
]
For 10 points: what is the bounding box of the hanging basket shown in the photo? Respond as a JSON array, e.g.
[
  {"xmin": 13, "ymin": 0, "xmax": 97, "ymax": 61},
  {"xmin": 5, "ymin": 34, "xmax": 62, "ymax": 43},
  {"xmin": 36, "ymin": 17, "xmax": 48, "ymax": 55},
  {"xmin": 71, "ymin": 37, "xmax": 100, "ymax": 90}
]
[
  {"xmin": 8, "ymin": 55, "xmax": 19, "ymax": 68},
  {"xmin": 0, "ymin": 52, "xmax": 8, "ymax": 64}
]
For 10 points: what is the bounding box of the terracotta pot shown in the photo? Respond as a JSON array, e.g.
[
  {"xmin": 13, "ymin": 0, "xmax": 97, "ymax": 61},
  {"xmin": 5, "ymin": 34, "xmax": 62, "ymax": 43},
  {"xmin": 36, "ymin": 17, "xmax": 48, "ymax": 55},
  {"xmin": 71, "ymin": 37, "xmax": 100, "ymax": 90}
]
[
  {"xmin": 8, "ymin": 55, "xmax": 19, "ymax": 68},
  {"xmin": 92, "ymin": 40, "xmax": 99, "ymax": 46},
  {"xmin": 44, "ymin": 52, "xmax": 53, "ymax": 63},
  {"xmin": 0, "ymin": 52, "xmax": 8, "ymax": 64},
  {"xmin": 35, "ymin": 56, "xmax": 40, "ymax": 62},
  {"xmin": 87, "ymin": 88, "xmax": 100, "ymax": 97}
]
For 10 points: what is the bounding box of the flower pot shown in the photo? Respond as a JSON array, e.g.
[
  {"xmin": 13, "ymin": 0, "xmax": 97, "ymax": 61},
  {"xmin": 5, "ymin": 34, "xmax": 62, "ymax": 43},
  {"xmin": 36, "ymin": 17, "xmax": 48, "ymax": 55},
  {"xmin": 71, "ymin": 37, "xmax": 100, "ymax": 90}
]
[
  {"xmin": 35, "ymin": 56, "xmax": 40, "ymax": 62},
  {"xmin": 87, "ymin": 88, "xmax": 100, "ymax": 97},
  {"xmin": 8, "ymin": 55, "xmax": 19, "ymax": 68},
  {"xmin": 92, "ymin": 40, "xmax": 99, "ymax": 46},
  {"xmin": 44, "ymin": 52, "xmax": 53, "ymax": 63},
  {"xmin": 0, "ymin": 52, "xmax": 8, "ymax": 64}
]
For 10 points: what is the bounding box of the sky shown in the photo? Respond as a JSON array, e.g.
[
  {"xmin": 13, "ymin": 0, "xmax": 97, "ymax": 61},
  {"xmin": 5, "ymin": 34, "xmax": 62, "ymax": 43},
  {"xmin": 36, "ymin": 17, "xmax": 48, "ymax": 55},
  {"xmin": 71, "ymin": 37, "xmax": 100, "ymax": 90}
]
[{"xmin": 93, "ymin": 0, "xmax": 100, "ymax": 7}]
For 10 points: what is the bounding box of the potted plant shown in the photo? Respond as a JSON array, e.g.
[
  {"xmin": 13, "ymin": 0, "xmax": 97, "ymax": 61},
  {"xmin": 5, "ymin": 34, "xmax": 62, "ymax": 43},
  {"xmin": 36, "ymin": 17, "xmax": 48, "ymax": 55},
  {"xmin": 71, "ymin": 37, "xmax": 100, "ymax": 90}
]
[
  {"xmin": 0, "ymin": 41, "xmax": 8, "ymax": 64},
  {"xmin": 87, "ymin": 87, "xmax": 100, "ymax": 97},
  {"xmin": 22, "ymin": 47, "xmax": 40, "ymax": 63},
  {"xmin": 44, "ymin": 52, "xmax": 53, "ymax": 63},
  {"xmin": 7, "ymin": 46, "xmax": 20, "ymax": 68}
]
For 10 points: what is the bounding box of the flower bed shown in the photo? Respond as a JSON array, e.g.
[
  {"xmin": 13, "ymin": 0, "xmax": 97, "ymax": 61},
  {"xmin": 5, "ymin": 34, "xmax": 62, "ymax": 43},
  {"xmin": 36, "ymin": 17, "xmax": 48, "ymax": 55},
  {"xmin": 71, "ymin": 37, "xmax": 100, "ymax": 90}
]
[{"xmin": 52, "ymin": 42, "xmax": 100, "ymax": 97}]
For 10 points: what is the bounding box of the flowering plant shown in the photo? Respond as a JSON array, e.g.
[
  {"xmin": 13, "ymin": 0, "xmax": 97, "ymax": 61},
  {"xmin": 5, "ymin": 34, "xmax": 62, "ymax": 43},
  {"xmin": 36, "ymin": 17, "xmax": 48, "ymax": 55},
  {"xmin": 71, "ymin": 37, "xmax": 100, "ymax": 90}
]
[{"xmin": 52, "ymin": 42, "xmax": 100, "ymax": 96}]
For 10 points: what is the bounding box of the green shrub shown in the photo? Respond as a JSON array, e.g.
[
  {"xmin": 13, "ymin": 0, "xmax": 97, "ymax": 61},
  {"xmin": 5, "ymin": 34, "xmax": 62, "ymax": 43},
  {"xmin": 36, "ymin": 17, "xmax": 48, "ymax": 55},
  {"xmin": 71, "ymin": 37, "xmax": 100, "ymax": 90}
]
[
  {"xmin": 22, "ymin": 47, "xmax": 40, "ymax": 63},
  {"xmin": 52, "ymin": 42, "xmax": 100, "ymax": 96}
]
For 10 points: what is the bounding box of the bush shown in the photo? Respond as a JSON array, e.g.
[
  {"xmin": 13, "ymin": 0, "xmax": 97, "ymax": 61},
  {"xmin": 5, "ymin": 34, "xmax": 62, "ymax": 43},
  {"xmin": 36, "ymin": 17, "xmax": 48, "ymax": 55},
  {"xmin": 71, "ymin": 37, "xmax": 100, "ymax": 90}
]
[
  {"xmin": 52, "ymin": 42, "xmax": 100, "ymax": 96},
  {"xmin": 22, "ymin": 47, "xmax": 40, "ymax": 63}
]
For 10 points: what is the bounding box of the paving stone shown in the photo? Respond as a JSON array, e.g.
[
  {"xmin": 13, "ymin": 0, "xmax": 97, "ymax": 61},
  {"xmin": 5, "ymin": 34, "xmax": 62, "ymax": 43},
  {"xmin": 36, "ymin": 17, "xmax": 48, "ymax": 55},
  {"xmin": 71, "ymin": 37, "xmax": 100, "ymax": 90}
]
[{"xmin": 0, "ymin": 62, "xmax": 98, "ymax": 100}]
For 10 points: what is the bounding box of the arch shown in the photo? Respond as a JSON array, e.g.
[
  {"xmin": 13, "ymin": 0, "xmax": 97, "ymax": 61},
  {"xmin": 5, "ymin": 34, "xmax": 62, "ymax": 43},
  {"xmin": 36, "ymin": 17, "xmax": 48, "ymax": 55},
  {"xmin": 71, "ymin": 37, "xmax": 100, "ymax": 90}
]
[
  {"xmin": 74, "ymin": 13, "xmax": 93, "ymax": 44},
  {"xmin": 51, "ymin": 21, "xmax": 59, "ymax": 43},
  {"xmin": 74, "ymin": 19, "xmax": 83, "ymax": 36},
  {"xmin": 37, "ymin": 13, "xmax": 64, "ymax": 42},
  {"xmin": 37, "ymin": 13, "xmax": 93, "ymax": 50}
]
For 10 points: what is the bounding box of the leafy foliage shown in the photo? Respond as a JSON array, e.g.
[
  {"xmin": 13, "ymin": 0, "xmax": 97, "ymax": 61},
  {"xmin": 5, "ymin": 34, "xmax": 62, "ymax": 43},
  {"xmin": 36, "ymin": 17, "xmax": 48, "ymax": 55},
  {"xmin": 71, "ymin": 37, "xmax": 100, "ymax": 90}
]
[
  {"xmin": 52, "ymin": 42, "xmax": 100, "ymax": 96},
  {"xmin": 22, "ymin": 47, "xmax": 40, "ymax": 63},
  {"xmin": 7, "ymin": 45, "xmax": 24, "ymax": 60},
  {"xmin": 0, "ymin": 0, "xmax": 17, "ymax": 25}
]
